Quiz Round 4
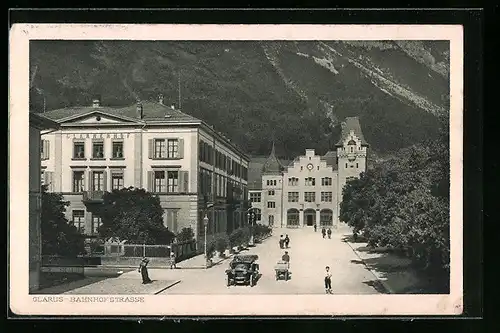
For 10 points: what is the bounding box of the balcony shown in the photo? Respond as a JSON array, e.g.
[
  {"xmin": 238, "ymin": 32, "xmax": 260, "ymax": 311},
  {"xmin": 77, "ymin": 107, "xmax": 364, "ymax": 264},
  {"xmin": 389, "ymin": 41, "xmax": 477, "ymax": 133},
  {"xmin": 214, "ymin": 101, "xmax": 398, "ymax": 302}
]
[{"xmin": 82, "ymin": 190, "xmax": 105, "ymax": 202}]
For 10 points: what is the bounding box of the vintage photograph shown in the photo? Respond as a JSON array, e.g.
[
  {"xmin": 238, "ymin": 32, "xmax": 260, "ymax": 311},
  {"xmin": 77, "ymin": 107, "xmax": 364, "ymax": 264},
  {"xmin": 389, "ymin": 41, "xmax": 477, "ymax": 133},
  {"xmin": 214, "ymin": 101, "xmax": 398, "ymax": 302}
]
[{"xmin": 11, "ymin": 24, "xmax": 462, "ymax": 316}]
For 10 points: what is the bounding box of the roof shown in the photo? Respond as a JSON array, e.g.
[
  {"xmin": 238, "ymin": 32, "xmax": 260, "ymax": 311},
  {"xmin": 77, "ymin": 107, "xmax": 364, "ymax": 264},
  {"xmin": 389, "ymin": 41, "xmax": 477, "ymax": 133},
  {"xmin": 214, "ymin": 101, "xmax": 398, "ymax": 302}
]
[
  {"xmin": 232, "ymin": 254, "xmax": 259, "ymax": 263},
  {"xmin": 41, "ymin": 101, "xmax": 200, "ymax": 124},
  {"xmin": 29, "ymin": 112, "xmax": 60, "ymax": 130},
  {"xmin": 320, "ymin": 151, "xmax": 338, "ymax": 170},
  {"xmin": 335, "ymin": 116, "xmax": 369, "ymax": 146},
  {"xmin": 261, "ymin": 142, "xmax": 284, "ymax": 175}
]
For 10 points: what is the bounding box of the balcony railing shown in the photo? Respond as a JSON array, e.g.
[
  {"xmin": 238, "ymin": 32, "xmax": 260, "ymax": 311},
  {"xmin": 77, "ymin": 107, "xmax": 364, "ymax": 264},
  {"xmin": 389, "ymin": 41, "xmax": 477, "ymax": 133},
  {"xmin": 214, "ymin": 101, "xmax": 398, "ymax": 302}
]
[{"xmin": 82, "ymin": 190, "xmax": 105, "ymax": 202}]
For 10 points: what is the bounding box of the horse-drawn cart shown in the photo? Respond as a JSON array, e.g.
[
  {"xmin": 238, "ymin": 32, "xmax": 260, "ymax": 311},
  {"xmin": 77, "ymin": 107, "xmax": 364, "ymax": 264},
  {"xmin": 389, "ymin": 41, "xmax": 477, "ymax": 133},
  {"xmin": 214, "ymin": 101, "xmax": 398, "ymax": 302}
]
[{"xmin": 274, "ymin": 261, "xmax": 290, "ymax": 281}]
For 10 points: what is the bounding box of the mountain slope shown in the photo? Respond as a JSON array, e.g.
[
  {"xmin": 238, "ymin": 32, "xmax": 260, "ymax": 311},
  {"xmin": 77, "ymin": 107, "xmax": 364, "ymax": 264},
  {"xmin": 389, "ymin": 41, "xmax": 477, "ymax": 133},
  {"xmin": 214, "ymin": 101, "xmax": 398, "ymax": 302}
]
[{"xmin": 29, "ymin": 40, "xmax": 449, "ymax": 158}]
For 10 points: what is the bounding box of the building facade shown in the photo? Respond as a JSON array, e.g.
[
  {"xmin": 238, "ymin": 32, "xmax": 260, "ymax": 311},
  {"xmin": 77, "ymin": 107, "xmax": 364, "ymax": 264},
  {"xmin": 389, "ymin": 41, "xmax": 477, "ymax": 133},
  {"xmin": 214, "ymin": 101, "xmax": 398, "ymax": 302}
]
[
  {"xmin": 248, "ymin": 117, "xmax": 368, "ymax": 229},
  {"xmin": 29, "ymin": 112, "xmax": 60, "ymax": 292},
  {"xmin": 40, "ymin": 98, "xmax": 249, "ymax": 246}
]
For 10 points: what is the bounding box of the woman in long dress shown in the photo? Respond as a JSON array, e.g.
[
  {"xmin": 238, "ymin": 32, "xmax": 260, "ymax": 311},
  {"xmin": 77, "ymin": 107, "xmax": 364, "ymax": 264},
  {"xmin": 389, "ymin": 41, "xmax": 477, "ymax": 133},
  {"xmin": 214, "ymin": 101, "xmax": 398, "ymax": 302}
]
[{"xmin": 138, "ymin": 257, "xmax": 152, "ymax": 284}]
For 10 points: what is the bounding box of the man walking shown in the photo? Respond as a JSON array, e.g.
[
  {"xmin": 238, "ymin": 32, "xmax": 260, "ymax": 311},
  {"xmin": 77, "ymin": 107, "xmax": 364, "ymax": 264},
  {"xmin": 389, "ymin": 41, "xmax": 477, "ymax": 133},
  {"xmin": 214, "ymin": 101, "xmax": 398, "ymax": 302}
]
[
  {"xmin": 324, "ymin": 266, "xmax": 332, "ymax": 294},
  {"xmin": 314, "ymin": 224, "xmax": 317, "ymax": 232},
  {"xmin": 327, "ymin": 228, "xmax": 332, "ymax": 239},
  {"xmin": 321, "ymin": 227, "xmax": 326, "ymax": 239}
]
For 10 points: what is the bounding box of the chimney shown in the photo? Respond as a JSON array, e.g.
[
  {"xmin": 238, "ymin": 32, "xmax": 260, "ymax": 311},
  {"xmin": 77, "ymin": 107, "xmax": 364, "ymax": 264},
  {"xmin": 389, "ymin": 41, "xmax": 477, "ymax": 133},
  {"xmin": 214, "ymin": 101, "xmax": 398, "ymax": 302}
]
[
  {"xmin": 158, "ymin": 94, "xmax": 164, "ymax": 105},
  {"xmin": 136, "ymin": 101, "xmax": 143, "ymax": 119},
  {"xmin": 92, "ymin": 98, "xmax": 100, "ymax": 108}
]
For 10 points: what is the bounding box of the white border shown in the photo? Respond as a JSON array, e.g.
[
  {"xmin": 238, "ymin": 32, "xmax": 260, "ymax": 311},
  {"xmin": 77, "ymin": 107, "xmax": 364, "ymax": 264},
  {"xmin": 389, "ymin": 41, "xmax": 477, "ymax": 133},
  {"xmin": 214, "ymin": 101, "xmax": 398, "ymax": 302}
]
[{"xmin": 9, "ymin": 24, "xmax": 463, "ymax": 316}]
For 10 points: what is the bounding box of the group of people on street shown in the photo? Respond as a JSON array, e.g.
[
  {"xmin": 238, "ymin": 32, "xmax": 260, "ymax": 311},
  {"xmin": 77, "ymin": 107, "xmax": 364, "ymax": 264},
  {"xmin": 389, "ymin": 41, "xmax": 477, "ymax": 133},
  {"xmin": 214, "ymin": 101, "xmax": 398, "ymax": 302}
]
[
  {"xmin": 313, "ymin": 224, "xmax": 332, "ymax": 239},
  {"xmin": 279, "ymin": 234, "xmax": 290, "ymax": 249}
]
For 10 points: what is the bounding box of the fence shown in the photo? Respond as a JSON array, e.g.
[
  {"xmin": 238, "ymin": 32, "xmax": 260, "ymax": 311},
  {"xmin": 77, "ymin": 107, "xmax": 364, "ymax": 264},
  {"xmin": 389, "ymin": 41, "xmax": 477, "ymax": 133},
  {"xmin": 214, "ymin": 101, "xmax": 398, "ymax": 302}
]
[{"xmin": 103, "ymin": 239, "xmax": 197, "ymax": 260}]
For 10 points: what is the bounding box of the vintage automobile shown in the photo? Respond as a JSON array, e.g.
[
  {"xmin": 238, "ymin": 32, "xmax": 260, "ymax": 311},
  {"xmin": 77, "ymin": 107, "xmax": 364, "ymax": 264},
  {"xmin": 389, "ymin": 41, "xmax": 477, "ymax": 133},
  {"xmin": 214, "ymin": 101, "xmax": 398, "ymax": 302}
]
[{"xmin": 225, "ymin": 254, "xmax": 260, "ymax": 287}]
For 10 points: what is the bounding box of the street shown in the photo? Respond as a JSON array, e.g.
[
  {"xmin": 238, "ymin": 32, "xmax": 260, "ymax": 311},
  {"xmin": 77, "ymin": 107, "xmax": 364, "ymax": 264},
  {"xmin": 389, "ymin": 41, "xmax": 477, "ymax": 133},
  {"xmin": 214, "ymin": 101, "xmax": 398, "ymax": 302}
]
[{"xmin": 118, "ymin": 225, "xmax": 383, "ymax": 295}]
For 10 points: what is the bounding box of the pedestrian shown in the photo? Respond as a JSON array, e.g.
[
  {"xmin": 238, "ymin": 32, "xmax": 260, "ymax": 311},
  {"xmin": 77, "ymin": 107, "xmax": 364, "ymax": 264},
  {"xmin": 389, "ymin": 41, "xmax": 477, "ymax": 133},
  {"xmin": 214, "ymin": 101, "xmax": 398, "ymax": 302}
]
[
  {"xmin": 321, "ymin": 227, "xmax": 326, "ymax": 239},
  {"xmin": 327, "ymin": 228, "xmax": 332, "ymax": 239},
  {"xmin": 281, "ymin": 251, "xmax": 290, "ymax": 269},
  {"xmin": 314, "ymin": 224, "xmax": 317, "ymax": 232},
  {"xmin": 169, "ymin": 251, "xmax": 176, "ymax": 269},
  {"xmin": 279, "ymin": 235, "xmax": 285, "ymax": 249},
  {"xmin": 324, "ymin": 266, "xmax": 332, "ymax": 294},
  {"xmin": 138, "ymin": 257, "xmax": 152, "ymax": 284},
  {"xmin": 284, "ymin": 234, "xmax": 290, "ymax": 248}
]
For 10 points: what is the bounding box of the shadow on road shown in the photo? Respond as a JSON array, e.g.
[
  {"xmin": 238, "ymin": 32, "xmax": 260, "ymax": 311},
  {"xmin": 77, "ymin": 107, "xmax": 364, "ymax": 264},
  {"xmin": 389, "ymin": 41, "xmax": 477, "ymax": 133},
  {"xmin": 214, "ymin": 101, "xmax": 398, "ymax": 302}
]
[{"xmin": 363, "ymin": 280, "xmax": 389, "ymax": 294}]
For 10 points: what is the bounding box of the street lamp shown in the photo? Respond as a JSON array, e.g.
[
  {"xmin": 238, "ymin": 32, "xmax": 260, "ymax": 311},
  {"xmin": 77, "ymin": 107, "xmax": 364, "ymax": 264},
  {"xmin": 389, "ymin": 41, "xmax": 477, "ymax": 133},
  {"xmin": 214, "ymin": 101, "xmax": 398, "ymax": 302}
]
[{"xmin": 203, "ymin": 214, "xmax": 209, "ymax": 269}]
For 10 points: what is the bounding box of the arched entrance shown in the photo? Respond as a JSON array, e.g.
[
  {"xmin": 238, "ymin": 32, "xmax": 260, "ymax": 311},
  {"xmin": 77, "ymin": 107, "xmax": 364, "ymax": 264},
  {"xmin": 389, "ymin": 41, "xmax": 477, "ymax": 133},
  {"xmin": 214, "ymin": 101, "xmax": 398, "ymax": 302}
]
[
  {"xmin": 287, "ymin": 209, "xmax": 300, "ymax": 227},
  {"xmin": 304, "ymin": 209, "xmax": 316, "ymax": 227},
  {"xmin": 320, "ymin": 209, "xmax": 333, "ymax": 227}
]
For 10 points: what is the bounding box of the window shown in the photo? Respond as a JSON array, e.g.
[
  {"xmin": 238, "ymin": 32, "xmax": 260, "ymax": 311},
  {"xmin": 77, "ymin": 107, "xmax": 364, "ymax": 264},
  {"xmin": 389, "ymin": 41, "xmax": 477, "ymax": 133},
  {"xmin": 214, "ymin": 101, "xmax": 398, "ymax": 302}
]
[
  {"xmin": 268, "ymin": 190, "xmax": 275, "ymax": 196},
  {"xmin": 288, "ymin": 177, "xmax": 299, "ymax": 186},
  {"xmin": 346, "ymin": 176, "xmax": 356, "ymax": 182},
  {"xmin": 72, "ymin": 171, "xmax": 85, "ymax": 192},
  {"xmin": 91, "ymin": 214, "xmax": 102, "ymax": 235},
  {"xmin": 165, "ymin": 209, "xmax": 179, "ymax": 233},
  {"xmin": 111, "ymin": 171, "xmax": 124, "ymax": 190},
  {"xmin": 288, "ymin": 192, "xmax": 299, "ymax": 202},
  {"xmin": 73, "ymin": 141, "xmax": 85, "ymax": 159},
  {"xmin": 250, "ymin": 192, "xmax": 261, "ymax": 203},
  {"xmin": 255, "ymin": 209, "xmax": 262, "ymax": 222},
  {"xmin": 268, "ymin": 215, "xmax": 274, "ymax": 226},
  {"xmin": 356, "ymin": 163, "xmax": 359, "ymax": 168},
  {"xmin": 92, "ymin": 171, "xmax": 105, "ymax": 191},
  {"xmin": 320, "ymin": 209, "xmax": 333, "ymax": 226},
  {"xmin": 112, "ymin": 141, "xmax": 124, "ymax": 158},
  {"xmin": 154, "ymin": 171, "xmax": 166, "ymax": 192},
  {"xmin": 305, "ymin": 177, "xmax": 316, "ymax": 186},
  {"xmin": 321, "ymin": 191, "xmax": 333, "ymax": 202},
  {"xmin": 92, "ymin": 141, "xmax": 104, "ymax": 158},
  {"xmin": 304, "ymin": 192, "xmax": 316, "ymax": 202},
  {"xmin": 321, "ymin": 177, "xmax": 332, "ymax": 186},
  {"xmin": 167, "ymin": 139, "xmax": 179, "ymax": 158},
  {"xmin": 41, "ymin": 140, "xmax": 50, "ymax": 160},
  {"xmin": 72, "ymin": 210, "xmax": 85, "ymax": 234},
  {"xmin": 154, "ymin": 139, "xmax": 167, "ymax": 158},
  {"xmin": 167, "ymin": 171, "xmax": 179, "ymax": 193},
  {"xmin": 345, "ymin": 163, "xmax": 348, "ymax": 168},
  {"xmin": 267, "ymin": 201, "xmax": 276, "ymax": 208}
]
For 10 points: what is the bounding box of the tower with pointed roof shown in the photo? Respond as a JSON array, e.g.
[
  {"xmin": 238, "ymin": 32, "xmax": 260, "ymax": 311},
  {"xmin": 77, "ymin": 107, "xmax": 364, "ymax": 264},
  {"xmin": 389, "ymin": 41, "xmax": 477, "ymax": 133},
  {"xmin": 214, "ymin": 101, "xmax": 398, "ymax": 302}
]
[
  {"xmin": 260, "ymin": 142, "xmax": 284, "ymax": 228},
  {"xmin": 336, "ymin": 117, "xmax": 369, "ymax": 218}
]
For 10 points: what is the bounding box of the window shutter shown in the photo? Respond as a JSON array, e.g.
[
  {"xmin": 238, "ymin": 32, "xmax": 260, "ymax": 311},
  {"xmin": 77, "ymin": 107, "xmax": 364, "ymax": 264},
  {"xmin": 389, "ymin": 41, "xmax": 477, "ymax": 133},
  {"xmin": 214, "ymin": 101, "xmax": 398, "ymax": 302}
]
[
  {"xmin": 148, "ymin": 139, "xmax": 154, "ymax": 159},
  {"xmin": 46, "ymin": 171, "xmax": 53, "ymax": 192},
  {"xmin": 180, "ymin": 171, "xmax": 189, "ymax": 193},
  {"xmin": 178, "ymin": 171, "xmax": 185, "ymax": 193},
  {"xmin": 147, "ymin": 171, "xmax": 154, "ymax": 192},
  {"xmin": 103, "ymin": 170, "xmax": 107, "ymax": 191},
  {"xmin": 87, "ymin": 171, "xmax": 92, "ymax": 192},
  {"xmin": 178, "ymin": 138, "xmax": 184, "ymax": 158}
]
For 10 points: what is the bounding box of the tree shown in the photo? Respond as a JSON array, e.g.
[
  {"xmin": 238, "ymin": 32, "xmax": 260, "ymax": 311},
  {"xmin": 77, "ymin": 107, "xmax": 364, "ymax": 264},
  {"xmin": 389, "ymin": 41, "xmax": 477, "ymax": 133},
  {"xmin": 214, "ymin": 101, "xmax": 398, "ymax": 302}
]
[
  {"xmin": 41, "ymin": 185, "xmax": 85, "ymax": 256},
  {"xmin": 96, "ymin": 187, "xmax": 175, "ymax": 245}
]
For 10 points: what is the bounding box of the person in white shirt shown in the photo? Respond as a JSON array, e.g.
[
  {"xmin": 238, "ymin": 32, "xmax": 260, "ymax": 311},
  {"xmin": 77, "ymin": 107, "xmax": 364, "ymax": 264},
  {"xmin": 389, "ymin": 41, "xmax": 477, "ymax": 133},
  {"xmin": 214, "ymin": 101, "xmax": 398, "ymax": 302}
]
[{"xmin": 324, "ymin": 266, "xmax": 332, "ymax": 294}]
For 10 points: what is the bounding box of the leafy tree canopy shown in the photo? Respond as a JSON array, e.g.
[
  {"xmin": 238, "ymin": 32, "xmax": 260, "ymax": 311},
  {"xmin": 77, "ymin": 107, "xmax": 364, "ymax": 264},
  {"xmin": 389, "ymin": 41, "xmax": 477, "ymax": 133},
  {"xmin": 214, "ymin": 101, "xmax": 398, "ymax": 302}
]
[
  {"xmin": 41, "ymin": 185, "xmax": 85, "ymax": 256},
  {"xmin": 97, "ymin": 187, "xmax": 175, "ymax": 245}
]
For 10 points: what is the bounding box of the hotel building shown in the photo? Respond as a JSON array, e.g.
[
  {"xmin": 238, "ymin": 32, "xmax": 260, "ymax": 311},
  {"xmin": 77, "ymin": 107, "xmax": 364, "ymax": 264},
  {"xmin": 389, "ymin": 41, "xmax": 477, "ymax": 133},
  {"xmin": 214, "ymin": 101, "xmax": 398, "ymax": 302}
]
[
  {"xmin": 40, "ymin": 97, "xmax": 249, "ymax": 246},
  {"xmin": 248, "ymin": 117, "xmax": 369, "ymax": 228}
]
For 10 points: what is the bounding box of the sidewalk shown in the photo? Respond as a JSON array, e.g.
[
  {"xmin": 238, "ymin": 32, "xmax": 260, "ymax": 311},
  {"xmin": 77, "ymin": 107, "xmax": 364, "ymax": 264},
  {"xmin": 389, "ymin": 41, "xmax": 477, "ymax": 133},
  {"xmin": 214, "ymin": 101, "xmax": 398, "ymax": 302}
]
[
  {"xmin": 343, "ymin": 233, "xmax": 424, "ymax": 294},
  {"xmin": 37, "ymin": 276, "xmax": 181, "ymax": 295},
  {"xmin": 176, "ymin": 234, "xmax": 272, "ymax": 269}
]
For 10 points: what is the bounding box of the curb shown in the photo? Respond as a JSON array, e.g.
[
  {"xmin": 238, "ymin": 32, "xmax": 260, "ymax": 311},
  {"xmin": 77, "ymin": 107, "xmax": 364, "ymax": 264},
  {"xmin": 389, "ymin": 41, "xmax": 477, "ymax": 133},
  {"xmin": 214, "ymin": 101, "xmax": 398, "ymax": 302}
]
[
  {"xmin": 153, "ymin": 280, "xmax": 181, "ymax": 295},
  {"xmin": 344, "ymin": 241, "xmax": 395, "ymax": 294}
]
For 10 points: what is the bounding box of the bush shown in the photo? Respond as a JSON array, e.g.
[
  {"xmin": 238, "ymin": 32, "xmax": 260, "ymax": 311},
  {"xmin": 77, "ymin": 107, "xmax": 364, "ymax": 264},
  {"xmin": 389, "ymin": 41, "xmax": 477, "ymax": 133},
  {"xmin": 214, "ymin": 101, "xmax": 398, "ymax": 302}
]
[
  {"xmin": 254, "ymin": 224, "xmax": 272, "ymax": 239},
  {"xmin": 229, "ymin": 228, "xmax": 243, "ymax": 248},
  {"xmin": 214, "ymin": 234, "xmax": 229, "ymax": 257},
  {"xmin": 206, "ymin": 239, "xmax": 216, "ymax": 259},
  {"xmin": 176, "ymin": 227, "xmax": 195, "ymax": 243}
]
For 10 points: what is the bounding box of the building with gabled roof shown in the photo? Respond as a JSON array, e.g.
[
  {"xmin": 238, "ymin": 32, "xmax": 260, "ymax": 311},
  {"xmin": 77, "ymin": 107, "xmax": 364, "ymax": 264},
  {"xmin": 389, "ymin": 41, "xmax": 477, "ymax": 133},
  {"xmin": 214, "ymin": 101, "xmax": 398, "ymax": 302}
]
[
  {"xmin": 40, "ymin": 96, "xmax": 249, "ymax": 248},
  {"xmin": 248, "ymin": 116, "xmax": 368, "ymax": 229}
]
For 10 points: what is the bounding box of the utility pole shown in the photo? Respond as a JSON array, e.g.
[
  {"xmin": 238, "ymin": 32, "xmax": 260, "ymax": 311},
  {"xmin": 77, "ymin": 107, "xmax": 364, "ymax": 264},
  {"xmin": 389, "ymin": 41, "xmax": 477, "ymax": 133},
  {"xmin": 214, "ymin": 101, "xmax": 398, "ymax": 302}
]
[{"xmin": 178, "ymin": 71, "xmax": 182, "ymax": 110}]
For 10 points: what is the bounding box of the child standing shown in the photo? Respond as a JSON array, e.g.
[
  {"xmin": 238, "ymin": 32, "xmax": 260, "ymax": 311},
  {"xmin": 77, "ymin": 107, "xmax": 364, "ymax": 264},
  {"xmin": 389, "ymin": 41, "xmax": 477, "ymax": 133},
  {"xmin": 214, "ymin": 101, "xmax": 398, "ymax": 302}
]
[{"xmin": 324, "ymin": 266, "xmax": 332, "ymax": 294}]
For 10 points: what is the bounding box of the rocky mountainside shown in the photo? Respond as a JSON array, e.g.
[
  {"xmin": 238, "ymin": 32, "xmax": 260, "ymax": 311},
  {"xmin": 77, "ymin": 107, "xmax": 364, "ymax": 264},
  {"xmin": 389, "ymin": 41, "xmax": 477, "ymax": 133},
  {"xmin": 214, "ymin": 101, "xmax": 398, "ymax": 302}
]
[{"xmin": 29, "ymin": 40, "xmax": 449, "ymax": 159}]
